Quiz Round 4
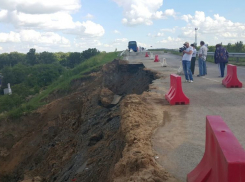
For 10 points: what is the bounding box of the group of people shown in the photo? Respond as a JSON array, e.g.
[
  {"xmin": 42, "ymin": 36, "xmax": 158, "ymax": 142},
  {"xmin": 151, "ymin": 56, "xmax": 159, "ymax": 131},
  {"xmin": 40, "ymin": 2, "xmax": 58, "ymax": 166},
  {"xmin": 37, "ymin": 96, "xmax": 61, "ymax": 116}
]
[{"xmin": 181, "ymin": 41, "xmax": 229, "ymax": 82}]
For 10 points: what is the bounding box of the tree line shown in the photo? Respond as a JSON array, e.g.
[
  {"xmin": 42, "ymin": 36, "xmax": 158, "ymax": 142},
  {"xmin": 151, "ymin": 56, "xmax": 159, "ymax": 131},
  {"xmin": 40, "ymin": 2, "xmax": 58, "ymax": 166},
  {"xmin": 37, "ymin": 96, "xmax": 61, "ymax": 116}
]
[
  {"xmin": 205, "ymin": 41, "xmax": 245, "ymax": 52},
  {"xmin": 0, "ymin": 48, "xmax": 100, "ymax": 70},
  {"xmin": 0, "ymin": 48, "xmax": 100, "ymax": 88},
  {"xmin": 0, "ymin": 48, "xmax": 100, "ymax": 115}
]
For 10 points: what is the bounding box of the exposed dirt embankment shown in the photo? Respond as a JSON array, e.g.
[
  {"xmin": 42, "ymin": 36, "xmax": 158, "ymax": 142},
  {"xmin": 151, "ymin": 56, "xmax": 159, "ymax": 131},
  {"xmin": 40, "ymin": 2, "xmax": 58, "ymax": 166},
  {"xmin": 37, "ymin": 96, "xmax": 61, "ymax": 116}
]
[
  {"xmin": 0, "ymin": 59, "xmax": 176, "ymax": 182},
  {"xmin": 113, "ymin": 92, "xmax": 177, "ymax": 182}
]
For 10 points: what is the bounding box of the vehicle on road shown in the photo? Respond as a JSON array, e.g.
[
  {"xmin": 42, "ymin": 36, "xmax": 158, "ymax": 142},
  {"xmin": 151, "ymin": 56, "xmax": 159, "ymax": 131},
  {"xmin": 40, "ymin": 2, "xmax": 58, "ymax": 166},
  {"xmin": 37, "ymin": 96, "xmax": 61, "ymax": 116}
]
[{"xmin": 128, "ymin": 41, "xmax": 137, "ymax": 52}]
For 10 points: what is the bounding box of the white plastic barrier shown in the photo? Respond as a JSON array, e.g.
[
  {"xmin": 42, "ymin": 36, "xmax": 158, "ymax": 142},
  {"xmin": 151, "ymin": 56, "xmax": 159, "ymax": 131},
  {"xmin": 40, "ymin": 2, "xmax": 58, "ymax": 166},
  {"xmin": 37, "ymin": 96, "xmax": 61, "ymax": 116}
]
[
  {"xmin": 177, "ymin": 61, "xmax": 184, "ymax": 75},
  {"xmin": 150, "ymin": 52, "xmax": 154, "ymax": 60},
  {"xmin": 161, "ymin": 58, "xmax": 167, "ymax": 67}
]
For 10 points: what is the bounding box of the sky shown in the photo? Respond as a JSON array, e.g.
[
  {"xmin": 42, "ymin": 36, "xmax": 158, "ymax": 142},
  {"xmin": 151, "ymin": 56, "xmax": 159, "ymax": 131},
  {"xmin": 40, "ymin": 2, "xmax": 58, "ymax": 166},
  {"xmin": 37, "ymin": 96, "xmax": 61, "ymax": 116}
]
[{"xmin": 0, "ymin": 0, "xmax": 245, "ymax": 53}]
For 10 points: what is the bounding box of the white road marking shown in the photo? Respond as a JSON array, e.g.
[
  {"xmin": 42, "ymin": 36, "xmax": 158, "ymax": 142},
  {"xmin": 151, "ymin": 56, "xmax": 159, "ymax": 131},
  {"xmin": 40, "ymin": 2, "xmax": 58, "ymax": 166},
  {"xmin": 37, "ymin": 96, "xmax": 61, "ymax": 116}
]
[{"xmin": 202, "ymin": 77, "xmax": 220, "ymax": 83}]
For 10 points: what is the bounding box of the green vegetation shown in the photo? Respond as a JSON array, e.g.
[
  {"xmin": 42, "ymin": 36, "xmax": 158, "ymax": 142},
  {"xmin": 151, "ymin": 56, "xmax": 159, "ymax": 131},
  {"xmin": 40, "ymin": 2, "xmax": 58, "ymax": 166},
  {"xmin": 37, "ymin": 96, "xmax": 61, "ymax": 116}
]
[
  {"xmin": 0, "ymin": 49, "xmax": 118, "ymax": 120},
  {"xmin": 147, "ymin": 48, "xmax": 166, "ymax": 51},
  {"xmin": 206, "ymin": 41, "xmax": 245, "ymax": 66}
]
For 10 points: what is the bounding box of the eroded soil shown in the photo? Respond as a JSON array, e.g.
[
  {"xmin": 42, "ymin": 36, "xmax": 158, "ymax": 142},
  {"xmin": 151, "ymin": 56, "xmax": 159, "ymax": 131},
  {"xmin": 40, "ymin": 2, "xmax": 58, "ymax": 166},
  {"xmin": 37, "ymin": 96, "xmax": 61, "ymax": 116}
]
[{"xmin": 0, "ymin": 59, "xmax": 177, "ymax": 182}]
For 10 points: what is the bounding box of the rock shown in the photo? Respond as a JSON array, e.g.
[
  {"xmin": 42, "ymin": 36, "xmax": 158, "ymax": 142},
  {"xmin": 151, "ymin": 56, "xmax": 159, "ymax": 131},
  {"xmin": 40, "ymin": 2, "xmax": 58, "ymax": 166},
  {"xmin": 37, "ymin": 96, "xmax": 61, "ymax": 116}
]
[
  {"xmin": 0, "ymin": 147, "xmax": 9, "ymax": 157},
  {"xmin": 100, "ymin": 88, "xmax": 114, "ymax": 107}
]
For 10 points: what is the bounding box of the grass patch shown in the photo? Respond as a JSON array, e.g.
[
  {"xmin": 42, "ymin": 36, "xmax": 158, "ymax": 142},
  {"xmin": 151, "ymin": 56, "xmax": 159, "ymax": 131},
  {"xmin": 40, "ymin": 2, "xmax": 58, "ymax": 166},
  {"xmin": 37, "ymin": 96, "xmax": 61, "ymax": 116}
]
[
  {"xmin": 206, "ymin": 55, "xmax": 245, "ymax": 66},
  {"xmin": 147, "ymin": 49, "xmax": 166, "ymax": 51},
  {"xmin": 1, "ymin": 52, "xmax": 118, "ymax": 120},
  {"xmin": 162, "ymin": 49, "xmax": 182, "ymax": 56}
]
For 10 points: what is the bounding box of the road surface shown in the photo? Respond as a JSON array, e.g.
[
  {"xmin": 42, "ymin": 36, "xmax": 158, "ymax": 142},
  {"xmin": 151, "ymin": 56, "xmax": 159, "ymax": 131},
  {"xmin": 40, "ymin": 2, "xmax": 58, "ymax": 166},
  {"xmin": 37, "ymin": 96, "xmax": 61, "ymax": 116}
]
[{"xmin": 125, "ymin": 51, "xmax": 245, "ymax": 181}]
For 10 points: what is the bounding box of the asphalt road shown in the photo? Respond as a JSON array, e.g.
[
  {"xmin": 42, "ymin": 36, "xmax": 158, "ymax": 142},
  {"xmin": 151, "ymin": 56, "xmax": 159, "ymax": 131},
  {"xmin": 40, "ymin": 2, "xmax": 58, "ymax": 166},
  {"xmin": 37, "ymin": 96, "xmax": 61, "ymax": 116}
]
[{"xmin": 125, "ymin": 51, "xmax": 245, "ymax": 181}]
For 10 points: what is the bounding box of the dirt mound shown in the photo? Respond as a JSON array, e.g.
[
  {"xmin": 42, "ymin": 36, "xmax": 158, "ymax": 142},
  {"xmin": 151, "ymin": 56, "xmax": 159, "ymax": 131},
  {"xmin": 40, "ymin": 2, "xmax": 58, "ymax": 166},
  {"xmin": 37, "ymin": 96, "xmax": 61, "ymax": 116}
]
[
  {"xmin": 0, "ymin": 59, "xmax": 176, "ymax": 182},
  {"xmin": 112, "ymin": 93, "xmax": 177, "ymax": 182}
]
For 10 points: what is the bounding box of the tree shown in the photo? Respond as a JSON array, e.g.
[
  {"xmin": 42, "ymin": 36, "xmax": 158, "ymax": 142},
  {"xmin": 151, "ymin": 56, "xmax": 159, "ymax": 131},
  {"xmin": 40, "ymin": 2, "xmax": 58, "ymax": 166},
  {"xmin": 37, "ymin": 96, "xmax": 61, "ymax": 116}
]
[
  {"xmin": 67, "ymin": 52, "xmax": 82, "ymax": 68},
  {"xmin": 0, "ymin": 53, "xmax": 10, "ymax": 69},
  {"xmin": 227, "ymin": 43, "xmax": 232, "ymax": 52},
  {"xmin": 1, "ymin": 66, "xmax": 15, "ymax": 87},
  {"xmin": 82, "ymin": 48, "xmax": 100, "ymax": 59},
  {"xmin": 12, "ymin": 64, "xmax": 29, "ymax": 84},
  {"xmin": 235, "ymin": 41, "xmax": 243, "ymax": 52},
  {"xmin": 38, "ymin": 51, "xmax": 57, "ymax": 64},
  {"xmin": 8, "ymin": 52, "xmax": 26, "ymax": 66},
  {"xmin": 26, "ymin": 48, "xmax": 38, "ymax": 65}
]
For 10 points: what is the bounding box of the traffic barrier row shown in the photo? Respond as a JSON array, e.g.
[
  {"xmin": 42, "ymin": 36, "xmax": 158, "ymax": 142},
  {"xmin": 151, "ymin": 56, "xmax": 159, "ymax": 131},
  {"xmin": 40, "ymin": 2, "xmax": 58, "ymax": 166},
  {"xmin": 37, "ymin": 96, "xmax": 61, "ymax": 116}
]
[
  {"xmin": 165, "ymin": 74, "xmax": 189, "ymax": 105},
  {"xmin": 222, "ymin": 64, "xmax": 242, "ymax": 88},
  {"xmin": 187, "ymin": 115, "xmax": 245, "ymax": 182},
  {"xmin": 163, "ymin": 64, "xmax": 245, "ymax": 180},
  {"xmin": 165, "ymin": 64, "xmax": 243, "ymax": 105}
]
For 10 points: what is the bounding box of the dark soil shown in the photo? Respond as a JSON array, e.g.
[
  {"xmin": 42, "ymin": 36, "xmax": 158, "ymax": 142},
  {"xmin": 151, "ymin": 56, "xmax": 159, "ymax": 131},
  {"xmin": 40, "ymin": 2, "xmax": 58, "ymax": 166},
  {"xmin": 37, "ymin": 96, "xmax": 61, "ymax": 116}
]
[{"xmin": 0, "ymin": 59, "xmax": 158, "ymax": 182}]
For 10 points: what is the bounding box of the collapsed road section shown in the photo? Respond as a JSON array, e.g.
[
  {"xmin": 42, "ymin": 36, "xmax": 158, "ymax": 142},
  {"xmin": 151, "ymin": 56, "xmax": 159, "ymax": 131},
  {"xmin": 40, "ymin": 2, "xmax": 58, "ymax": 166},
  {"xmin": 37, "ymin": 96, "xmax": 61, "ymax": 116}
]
[{"xmin": 0, "ymin": 59, "xmax": 176, "ymax": 182}]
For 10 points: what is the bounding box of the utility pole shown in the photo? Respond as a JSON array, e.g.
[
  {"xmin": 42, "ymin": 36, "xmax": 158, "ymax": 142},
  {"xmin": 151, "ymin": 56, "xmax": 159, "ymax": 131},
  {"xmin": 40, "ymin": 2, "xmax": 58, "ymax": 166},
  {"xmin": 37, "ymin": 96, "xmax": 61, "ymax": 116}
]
[{"xmin": 195, "ymin": 28, "xmax": 198, "ymax": 46}]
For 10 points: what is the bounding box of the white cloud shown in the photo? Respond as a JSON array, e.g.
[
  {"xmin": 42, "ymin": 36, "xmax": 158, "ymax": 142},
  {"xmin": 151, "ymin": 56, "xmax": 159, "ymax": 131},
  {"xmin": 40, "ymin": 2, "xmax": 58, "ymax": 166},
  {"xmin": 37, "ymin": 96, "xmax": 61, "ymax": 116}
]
[
  {"xmin": 155, "ymin": 36, "xmax": 184, "ymax": 49},
  {"xmin": 160, "ymin": 28, "xmax": 176, "ymax": 33},
  {"xmin": 0, "ymin": 10, "xmax": 8, "ymax": 21},
  {"xmin": 86, "ymin": 13, "xmax": 94, "ymax": 19},
  {"xmin": 0, "ymin": 0, "xmax": 81, "ymax": 14},
  {"xmin": 159, "ymin": 36, "xmax": 182, "ymax": 44},
  {"xmin": 180, "ymin": 11, "xmax": 245, "ymax": 45},
  {"xmin": 181, "ymin": 14, "xmax": 192, "ymax": 22},
  {"xmin": 103, "ymin": 44, "xmax": 113, "ymax": 48},
  {"xmin": 0, "ymin": 1, "xmax": 108, "ymax": 53},
  {"xmin": 164, "ymin": 9, "xmax": 175, "ymax": 16},
  {"xmin": 156, "ymin": 32, "xmax": 165, "ymax": 37},
  {"xmin": 114, "ymin": 38, "xmax": 128, "ymax": 43},
  {"xmin": 147, "ymin": 32, "xmax": 165, "ymax": 38},
  {"xmin": 113, "ymin": 0, "xmax": 175, "ymax": 26},
  {"xmin": 75, "ymin": 39, "xmax": 102, "ymax": 48},
  {"xmin": 0, "ymin": 11, "xmax": 105, "ymax": 37},
  {"xmin": 114, "ymin": 30, "xmax": 120, "ymax": 34},
  {"xmin": 0, "ymin": 46, "xmax": 3, "ymax": 50},
  {"xmin": 0, "ymin": 30, "xmax": 72, "ymax": 53},
  {"xmin": 137, "ymin": 42, "xmax": 148, "ymax": 48},
  {"xmin": 0, "ymin": 1, "xmax": 105, "ymax": 38},
  {"xmin": 13, "ymin": 12, "xmax": 76, "ymax": 30},
  {"xmin": 81, "ymin": 21, "xmax": 105, "ymax": 37},
  {"xmin": 0, "ymin": 31, "xmax": 20, "ymax": 42},
  {"xmin": 0, "ymin": 30, "xmax": 70, "ymax": 47}
]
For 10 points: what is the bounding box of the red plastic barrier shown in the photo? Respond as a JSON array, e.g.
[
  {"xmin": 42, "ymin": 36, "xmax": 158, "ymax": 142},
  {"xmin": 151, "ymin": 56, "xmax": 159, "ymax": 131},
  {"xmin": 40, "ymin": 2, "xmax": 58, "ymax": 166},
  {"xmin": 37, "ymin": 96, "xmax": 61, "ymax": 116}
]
[
  {"xmin": 165, "ymin": 74, "xmax": 189, "ymax": 105},
  {"xmin": 145, "ymin": 52, "xmax": 149, "ymax": 57},
  {"xmin": 222, "ymin": 64, "xmax": 242, "ymax": 88},
  {"xmin": 187, "ymin": 115, "xmax": 245, "ymax": 182},
  {"xmin": 154, "ymin": 55, "xmax": 159, "ymax": 62}
]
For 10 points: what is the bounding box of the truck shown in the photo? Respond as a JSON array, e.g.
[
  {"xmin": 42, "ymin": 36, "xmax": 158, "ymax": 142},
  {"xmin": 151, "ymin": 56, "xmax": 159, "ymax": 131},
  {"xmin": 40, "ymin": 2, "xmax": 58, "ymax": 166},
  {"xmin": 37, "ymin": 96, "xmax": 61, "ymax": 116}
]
[{"xmin": 128, "ymin": 41, "xmax": 137, "ymax": 52}]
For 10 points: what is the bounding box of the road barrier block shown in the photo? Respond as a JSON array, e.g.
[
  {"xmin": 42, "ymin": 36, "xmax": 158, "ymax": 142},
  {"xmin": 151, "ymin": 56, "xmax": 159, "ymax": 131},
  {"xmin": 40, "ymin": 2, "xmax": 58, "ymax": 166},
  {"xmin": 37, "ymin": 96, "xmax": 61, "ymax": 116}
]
[
  {"xmin": 165, "ymin": 74, "xmax": 189, "ymax": 105},
  {"xmin": 222, "ymin": 64, "xmax": 242, "ymax": 88},
  {"xmin": 154, "ymin": 55, "xmax": 159, "ymax": 62},
  {"xmin": 150, "ymin": 52, "xmax": 154, "ymax": 60},
  {"xmin": 161, "ymin": 58, "xmax": 167, "ymax": 67},
  {"xmin": 145, "ymin": 52, "xmax": 149, "ymax": 57},
  {"xmin": 187, "ymin": 115, "xmax": 245, "ymax": 182}
]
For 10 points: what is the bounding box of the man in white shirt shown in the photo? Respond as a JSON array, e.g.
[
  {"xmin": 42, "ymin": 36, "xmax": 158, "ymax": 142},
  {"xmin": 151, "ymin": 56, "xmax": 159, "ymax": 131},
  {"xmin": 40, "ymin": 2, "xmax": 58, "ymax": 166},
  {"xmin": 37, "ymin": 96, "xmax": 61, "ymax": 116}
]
[
  {"xmin": 197, "ymin": 41, "xmax": 208, "ymax": 76},
  {"xmin": 182, "ymin": 42, "xmax": 193, "ymax": 82}
]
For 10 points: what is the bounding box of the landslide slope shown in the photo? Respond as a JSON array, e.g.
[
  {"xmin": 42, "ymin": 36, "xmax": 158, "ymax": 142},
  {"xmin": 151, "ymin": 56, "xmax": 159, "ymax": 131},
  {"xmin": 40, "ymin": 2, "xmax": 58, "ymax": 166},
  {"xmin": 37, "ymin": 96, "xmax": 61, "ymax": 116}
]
[{"xmin": 0, "ymin": 59, "xmax": 177, "ymax": 182}]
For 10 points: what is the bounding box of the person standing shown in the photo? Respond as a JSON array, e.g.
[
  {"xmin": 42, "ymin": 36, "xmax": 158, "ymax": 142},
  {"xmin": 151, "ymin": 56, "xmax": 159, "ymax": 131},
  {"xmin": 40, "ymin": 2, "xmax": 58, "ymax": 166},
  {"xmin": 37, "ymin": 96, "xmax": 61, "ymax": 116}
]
[
  {"xmin": 182, "ymin": 42, "xmax": 194, "ymax": 82},
  {"xmin": 197, "ymin": 41, "xmax": 208, "ymax": 77},
  {"xmin": 190, "ymin": 44, "xmax": 197, "ymax": 75},
  {"xmin": 214, "ymin": 44, "xmax": 229, "ymax": 77}
]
